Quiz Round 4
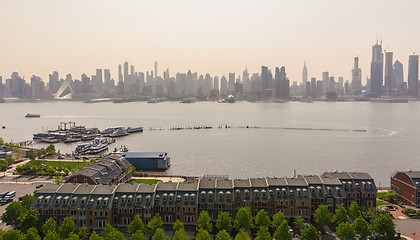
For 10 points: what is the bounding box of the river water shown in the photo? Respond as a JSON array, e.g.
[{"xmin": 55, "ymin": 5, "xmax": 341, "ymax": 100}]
[{"xmin": 0, "ymin": 101, "xmax": 419, "ymax": 186}]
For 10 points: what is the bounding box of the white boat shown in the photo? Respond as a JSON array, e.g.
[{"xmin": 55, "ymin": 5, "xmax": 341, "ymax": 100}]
[
  {"xmin": 88, "ymin": 144, "xmax": 108, "ymax": 154},
  {"xmin": 110, "ymin": 129, "xmax": 129, "ymax": 137}
]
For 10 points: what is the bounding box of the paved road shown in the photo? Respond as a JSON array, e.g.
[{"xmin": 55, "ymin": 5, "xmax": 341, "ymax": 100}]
[
  {"xmin": 394, "ymin": 219, "xmax": 420, "ymax": 240},
  {"xmin": 133, "ymin": 176, "xmax": 186, "ymax": 183}
]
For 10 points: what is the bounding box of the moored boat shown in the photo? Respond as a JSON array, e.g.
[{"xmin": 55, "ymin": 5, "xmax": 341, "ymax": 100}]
[
  {"xmin": 25, "ymin": 113, "xmax": 40, "ymax": 118},
  {"xmin": 127, "ymin": 127, "xmax": 143, "ymax": 133},
  {"xmin": 110, "ymin": 129, "xmax": 129, "ymax": 137},
  {"xmin": 41, "ymin": 137, "xmax": 59, "ymax": 143},
  {"xmin": 88, "ymin": 144, "xmax": 108, "ymax": 154}
]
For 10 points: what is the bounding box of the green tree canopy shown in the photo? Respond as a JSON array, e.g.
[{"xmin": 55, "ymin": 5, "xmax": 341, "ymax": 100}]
[
  {"xmin": 353, "ymin": 217, "xmax": 371, "ymax": 240},
  {"xmin": 254, "ymin": 210, "xmax": 270, "ymax": 228},
  {"xmin": 59, "ymin": 217, "xmax": 77, "ymax": 239},
  {"xmin": 370, "ymin": 213, "xmax": 396, "ymax": 239},
  {"xmin": 195, "ymin": 229, "xmax": 211, "ymax": 240},
  {"xmin": 293, "ymin": 216, "xmax": 304, "ymax": 233},
  {"xmin": 22, "ymin": 227, "xmax": 41, "ymax": 240},
  {"xmin": 234, "ymin": 207, "xmax": 253, "ymax": 231},
  {"xmin": 78, "ymin": 225, "xmax": 90, "ymax": 240},
  {"xmin": 20, "ymin": 209, "xmax": 42, "ymax": 233},
  {"xmin": 347, "ymin": 202, "xmax": 361, "ymax": 221},
  {"xmin": 313, "ymin": 205, "xmax": 332, "ymax": 227},
  {"xmin": 147, "ymin": 214, "xmax": 164, "ymax": 235},
  {"xmin": 273, "ymin": 221, "xmax": 292, "ymax": 240},
  {"xmin": 333, "ymin": 205, "xmax": 349, "ymax": 225},
  {"xmin": 42, "ymin": 217, "xmax": 59, "ymax": 237},
  {"xmin": 152, "ymin": 228, "xmax": 169, "ymax": 240},
  {"xmin": 215, "ymin": 229, "xmax": 231, "ymax": 240},
  {"xmin": 216, "ymin": 211, "xmax": 232, "ymax": 232},
  {"xmin": 197, "ymin": 211, "xmax": 213, "ymax": 233},
  {"xmin": 89, "ymin": 231, "xmax": 104, "ymax": 240},
  {"xmin": 1, "ymin": 200, "xmax": 26, "ymax": 226},
  {"xmin": 255, "ymin": 226, "xmax": 271, "ymax": 240},
  {"xmin": 101, "ymin": 224, "xmax": 117, "ymax": 239},
  {"xmin": 172, "ymin": 229, "xmax": 189, "ymax": 240},
  {"xmin": 3, "ymin": 229, "xmax": 22, "ymax": 240},
  {"xmin": 130, "ymin": 230, "xmax": 147, "ymax": 240},
  {"xmin": 66, "ymin": 233, "xmax": 80, "ymax": 240},
  {"xmin": 173, "ymin": 219, "xmax": 184, "ymax": 232},
  {"xmin": 44, "ymin": 231, "xmax": 60, "ymax": 240},
  {"xmin": 271, "ymin": 212, "xmax": 286, "ymax": 229},
  {"xmin": 336, "ymin": 222, "xmax": 355, "ymax": 240},
  {"xmin": 21, "ymin": 194, "xmax": 34, "ymax": 210},
  {"xmin": 128, "ymin": 215, "xmax": 146, "ymax": 236},
  {"xmin": 300, "ymin": 224, "xmax": 320, "ymax": 240},
  {"xmin": 234, "ymin": 229, "xmax": 251, "ymax": 240}
]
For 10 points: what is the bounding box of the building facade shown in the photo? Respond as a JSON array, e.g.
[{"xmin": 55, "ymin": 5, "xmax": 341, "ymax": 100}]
[
  {"xmin": 33, "ymin": 172, "xmax": 376, "ymax": 231},
  {"xmin": 391, "ymin": 171, "xmax": 420, "ymax": 207}
]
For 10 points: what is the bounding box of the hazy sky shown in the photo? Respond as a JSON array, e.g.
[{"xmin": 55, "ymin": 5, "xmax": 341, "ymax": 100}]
[{"xmin": 1, "ymin": 0, "xmax": 420, "ymax": 84}]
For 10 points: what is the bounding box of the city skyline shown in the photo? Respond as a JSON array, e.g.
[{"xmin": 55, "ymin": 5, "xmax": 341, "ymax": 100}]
[{"xmin": 2, "ymin": 0, "xmax": 420, "ymax": 84}]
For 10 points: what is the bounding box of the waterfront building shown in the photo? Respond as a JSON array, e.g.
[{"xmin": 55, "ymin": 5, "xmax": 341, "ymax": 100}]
[
  {"xmin": 65, "ymin": 154, "xmax": 132, "ymax": 185},
  {"xmin": 370, "ymin": 42, "xmax": 384, "ymax": 97},
  {"xmin": 122, "ymin": 152, "xmax": 170, "ymax": 170},
  {"xmin": 408, "ymin": 54, "xmax": 419, "ymax": 97},
  {"xmin": 32, "ymin": 172, "xmax": 375, "ymax": 230},
  {"xmin": 384, "ymin": 52, "xmax": 395, "ymax": 96},
  {"xmin": 351, "ymin": 57, "xmax": 362, "ymax": 94},
  {"xmin": 391, "ymin": 171, "xmax": 420, "ymax": 207}
]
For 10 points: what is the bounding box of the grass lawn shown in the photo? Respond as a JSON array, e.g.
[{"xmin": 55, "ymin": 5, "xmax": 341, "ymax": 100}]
[
  {"xmin": 43, "ymin": 161, "xmax": 86, "ymax": 171},
  {"xmin": 376, "ymin": 200, "xmax": 391, "ymax": 206},
  {"xmin": 134, "ymin": 179, "xmax": 161, "ymax": 184},
  {"xmin": 376, "ymin": 192, "xmax": 387, "ymax": 199}
]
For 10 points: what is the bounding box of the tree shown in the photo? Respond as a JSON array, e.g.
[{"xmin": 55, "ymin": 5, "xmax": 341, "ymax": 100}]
[
  {"xmin": 173, "ymin": 219, "xmax": 184, "ymax": 232},
  {"xmin": 20, "ymin": 209, "xmax": 42, "ymax": 233},
  {"xmin": 347, "ymin": 202, "xmax": 361, "ymax": 222},
  {"xmin": 313, "ymin": 205, "xmax": 331, "ymax": 227},
  {"xmin": 128, "ymin": 215, "xmax": 146, "ymax": 236},
  {"xmin": 0, "ymin": 162, "xmax": 8, "ymax": 176},
  {"xmin": 293, "ymin": 216, "xmax": 304, "ymax": 233},
  {"xmin": 46, "ymin": 144, "xmax": 56, "ymax": 155},
  {"xmin": 42, "ymin": 217, "xmax": 59, "ymax": 237},
  {"xmin": 273, "ymin": 221, "xmax": 292, "ymax": 240},
  {"xmin": 54, "ymin": 176, "xmax": 64, "ymax": 184},
  {"xmin": 195, "ymin": 229, "xmax": 211, "ymax": 240},
  {"xmin": 234, "ymin": 207, "xmax": 253, "ymax": 230},
  {"xmin": 216, "ymin": 211, "xmax": 232, "ymax": 232},
  {"xmin": 370, "ymin": 213, "xmax": 396, "ymax": 239},
  {"xmin": 59, "ymin": 217, "xmax": 77, "ymax": 239},
  {"xmin": 336, "ymin": 222, "xmax": 355, "ymax": 240},
  {"xmin": 104, "ymin": 230, "xmax": 124, "ymax": 240},
  {"xmin": 254, "ymin": 226, "xmax": 271, "ymax": 240},
  {"xmin": 130, "ymin": 230, "xmax": 147, "ymax": 240},
  {"xmin": 333, "ymin": 204, "xmax": 349, "ymax": 225},
  {"xmin": 300, "ymin": 224, "xmax": 320, "ymax": 240},
  {"xmin": 78, "ymin": 225, "xmax": 90, "ymax": 240},
  {"xmin": 1, "ymin": 200, "xmax": 25, "ymax": 226},
  {"xmin": 172, "ymin": 229, "xmax": 189, "ymax": 240},
  {"xmin": 5, "ymin": 156, "xmax": 15, "ymax": 165},
  {"xmin": 21, "ymin": 194, "xmax": 34, "ymax": 210},
  {"xmin": 353, "ymin": 217, "xmax": 371, "ymax": 240},
  {"xmin": 271, "ymin": 212, "xmax": 286, "ymax": 229},
  {"xmin": 44, "ymin": 231, "xmax": 60, "ymax": 240},
  {"xmin": 152, "ymin": 228, "xmax": 169, "ymax": 240},
  {"xmin": 101, "ymin": 224, "xmax": 117, "ymax": 239},
  {"xmin": 23, "ymin": 227, "xmax": 41, "ymax": 240},
  {"xmin": 89, "ymin": 231, "xmax": 104, "ymax": 240},
  {"xmin": 3, "ymin": 229, "xmax": 22, "ymax": 240},
  {"xmin": 215, "ymin": 229, "xmax": 231, "ymax": 240},
  {"xmin": 234, "ymin": 229, "xmax": 250, "ymax": 240},
  {"xmin": 66, "ymin": 233, "xmax": 80, "ymax": 240},
  {"xmin": 254, "ymin": 209, "xmax": 270, "ymax": 228},
  {"xmin": 12, "ymin": 147, "xmax": 24, "ymax": 159},
  {"xmin": 196, "ymin": 211, "xmax": 213, "ymax": 233},
  {"xmin": 147, "ymin": 214, "xmax": 164, "ymax": 235}
]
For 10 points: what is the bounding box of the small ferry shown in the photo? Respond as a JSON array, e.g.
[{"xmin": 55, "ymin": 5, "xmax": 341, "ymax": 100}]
[
  {"xmin": 127, "ymin": 127, "xmax": 143, "ymax": 133},
  {"xmin": 64, "ymin": 138, "xmax": 80, "ymax": 143},
  {"xmin": 81, "ymin": 134, "xmax": 101, "ymax": 141},
  {"xmin": 41, "ymin": 137, "xmax": 59, "ymax": 143},
  {"xmin": 88, "ymin": 144, "xmax": 108, "ymax": 154},
  {"xmin": 75, "ymin": 143, "xmax": 92, "ymax": 154},
  {"xmin": 110, "ymin": 129, "xmax": 129, "ymax": 137},
  {"xmin": 180, "ymin": 97, "xmax": 197, "ymax": 103},
  {"xmin": 25, "ymin": 113, "xmax": 40, "ymax": 118}
]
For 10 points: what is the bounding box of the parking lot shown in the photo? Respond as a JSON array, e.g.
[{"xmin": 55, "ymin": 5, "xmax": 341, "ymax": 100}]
[{"xmin": 0, "ymin": 182, "xmax": 49, "ymax": 229}]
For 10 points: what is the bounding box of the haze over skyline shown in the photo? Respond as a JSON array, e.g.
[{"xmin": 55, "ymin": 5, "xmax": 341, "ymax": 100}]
[{"xmin": 2, "ymin": 0, "xmax": 420, "ymax": 84}]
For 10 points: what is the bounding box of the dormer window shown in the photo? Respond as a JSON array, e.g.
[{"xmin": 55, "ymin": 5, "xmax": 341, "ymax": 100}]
[
  {"xmin": 163, "ymin": 193, "xmax": 167, "ymax": 201},
  {"xmin": 103, "ymin": 197, "xmax": 109, "ymax": 205},
  {"xmin": 44, "ymin": 196, "xmax": 51, "ymax": 204},
  {"xmin": 235, "ymin": 189, "xmax": 241, "ymax": 198},
  {"xmin": 184, "ymin": 193, "xmax": 189, "ymax": 202},
  {"xmin": 89, "ymin": 199, "xmax": 94, "ymax": 205},
  {"xmin": 55, "ymin": 196, "xmax": 62, "ymax": 204},
  {"xmin": 254, "ymin": 189, "xmax": 259, "ymax": 197},
  {"xmin": 127, "ymin": 195, "xmax": 133, "ymax": 203},
  {"xmin": 261, "ymin": 190, "xmax": 267, "ymax": 197},
  {"xmin": 226, "ymin": 191, "xmax": 231, "ymax": 199},
  {"xmin": 169, "ymin": 193, "xmax": 174, "ymax": 201},
  {"xmin": 97, "ymin": 197, "xmax": 102, "ymax": 205},
  {"xmin": 81, "ymin": 197, "xmax": 86, "ymax": 205},
  {"xmin": 114, "ymin": 197, "xmax": 119, "ymax": 203},
  {"xmin": 245, "ymin": 189, "xmax": 250, "ymax": 197},
  {"xmin": 190, "ymin": 194, "xmax": 195, "ymax": 202},
  {"xmin": 121, "ymin": 195, "xmax": 126, "ymax": 203},
  {"xmin": 219, "ymin": 191, "xmax": 224, "ymax": 200},
  {"xmin": 276, "ymin": 188, "xmax": 281, "ymax": 196},
  {"xmin": 297, "ymin": 189, "xmax": 302, "ymax": 196},
  {"xmin": 289, "ymin": 190, "xmax": 294, "ymax": 195},
  {"xmin": 201, "ymin": 191, "xmax": 206, "ymax": 199},
  {"xmin": 146, "ymin": 195, "xmax": 151, "ymax": 203},
  {"xmin": 72, "ymin": 197, "xmax": 78, "ymax": 205},
  {"xmin": 269, "ymin": 190, "xmax": 274, "ymax": 197},
  {"xmin": 136, "ymin": 196, "xmax": 142, "ymax": 203},
  {"xmin": 176, "ymin": 195, "xmax": 181, "ymax": 201},
  {"xmin": 282, "ymin": 188, "xmax": 287, "ymax": 195},
  {"xmin": 208, "ymin": 191, "xmax": 213, "ymax": 199},
  {"xmin": 37, "ymin": 196, "xmax": 44, "ymax": 204}
]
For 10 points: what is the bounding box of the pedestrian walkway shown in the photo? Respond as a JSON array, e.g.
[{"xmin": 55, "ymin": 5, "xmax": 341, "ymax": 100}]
[{"xmin": 377, "ymin": 199, "xmax": 409, "ymax": 219}]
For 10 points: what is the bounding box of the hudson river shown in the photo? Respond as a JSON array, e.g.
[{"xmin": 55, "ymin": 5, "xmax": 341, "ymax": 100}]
[{"xmin": 1, "ymin": 101, "xmax": 419, "ymax": 186}]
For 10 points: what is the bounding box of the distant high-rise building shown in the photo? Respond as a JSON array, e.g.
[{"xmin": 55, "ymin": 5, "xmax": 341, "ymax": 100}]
[
  {"xmin": 329, "ymin": 77, "xmax": 335, "ymax": 92},
  {"xmin": 275, "ymin": 67, "xmax": 287, "ymax": 98},
  {"xmin": 203, "ymin": 74, "xmax": 212, "ymax": 96},
  {"xmin": 48, "ymin": 71, "xmax": 59, "ymax": 93},
  {"xmin": 123, "ymin": 62, "xmax": 129, "ymax": 82},
  {"xmin": 213, "ymin": 76, "xmax": 219, "ymax": 93},
  {"xmin": 154, "ymin": 61, "xmax": 158, "ymax": 80},
  {"xmin": 351, "ymin": 56, "xmax": 362, "ymax": 93},
  {"xmin": 302, "ymin": 61, "xmax": 308, "ymax": 87},
  {"xmin": 310, "ymin": 77, "xmax": 317, "ymax": 98},
  {"xmin": 118, "ymin": 65, "xmax": 123, "ymax": 83},
  {"xmin": 408, "ymin": 54, "xmax": 419, "ymax": 97},
  {"xmin": 220, "ymin": 76, "xmax": 227, "ymax": 95},
  {"xmin": 370, "ymin": 42, "xmax": 384, "ymax": 97},
  {"xmin": 96, "ymin": 69, "xmax": 103, "ymax": 84},
  {"xmin": 30, "ymin": 75, "xmax": 44, "ymax": 100},
  {"xmin": 322, "ymin": 72, "xmax": 329, "ymax": 93},
  {"xmin": 228, "ymin": 73, "xmax": 235, "ymax": 92},
  {"xmin": 261, "ymin": 66, "xmax": 270, "ymax": 99},
  {"xmin": 394, "ymin": 60, "xmax": 404, "ymax": 89},
  {"xmin": 384, "ymin": 52, "xmax": 395, "ymax": 96}
]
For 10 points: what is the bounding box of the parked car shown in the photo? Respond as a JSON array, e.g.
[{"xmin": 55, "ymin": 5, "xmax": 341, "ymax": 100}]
[
  {"xmin": 58, "ymin": 155, "xmax": 65, "ymax": 159},
  {"xmin": 36, "ymin": 184, "xmax": 44, "ymax": 189},
  {"xmin": 0, "ymin": 191, "xmax": 9, "ymax": 198},
  {"xmin": 6, "ymin": 191, "xmax": 16, "ymax": 198},
  {"xmin": 75, "ymin": 156, "xmax": 81, "ymax": 160},
  {"xmin": 18, "ymin": 195, "xmax": 25, "ymax": 201}
]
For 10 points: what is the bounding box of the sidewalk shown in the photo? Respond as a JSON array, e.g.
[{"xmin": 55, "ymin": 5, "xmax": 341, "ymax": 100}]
[{"xmin": 377, "ymin": 199, "xmax": 409, "ymax": 219}]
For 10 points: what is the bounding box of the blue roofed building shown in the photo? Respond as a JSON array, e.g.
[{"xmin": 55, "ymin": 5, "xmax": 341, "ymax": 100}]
[{"xmin": 121, "ymin": 152, "xmax": 171, "ymax": 170}]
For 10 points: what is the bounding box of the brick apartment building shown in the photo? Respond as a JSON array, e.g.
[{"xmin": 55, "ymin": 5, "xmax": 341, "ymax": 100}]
[{"xmin": 391, "ymin": 170, "xmax": 420, "ymax": 207}]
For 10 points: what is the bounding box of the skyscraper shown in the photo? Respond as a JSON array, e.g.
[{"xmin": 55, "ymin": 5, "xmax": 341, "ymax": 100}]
[
  {"xmin": 370, "ymin": 42, "xmax": 384, "ymax": 97},
  {"xmin": 351, "ymin": 56, "xmax": 362, "ymax": 93},
  {"xmin": 220, "ymin": 76, "xmax": 227, "ymax": 95},
  {"xmin": 384, "ymin": 52, "xmax": 395, "ymax": 96},
  {"xmin": 322, "ymin": 72, "xmax": 329, "ymax": 93},
  {"xmin": 302, "ymin": 61, "xmax": 308, "ymax": 87},
  {"xmin": 154, "ymin": 61, "xmax": 158, "ymax": 80},
  {"xmin": 123, "ymin": 62, "xmax": 129, "ymax": 82},
  {"xmin": 394, "ymin": 60, "xmax": 404, "ymax": 89},
  {"xmin": 408, "ymin": 54, "xmax": 419, "ymax": 97}
]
